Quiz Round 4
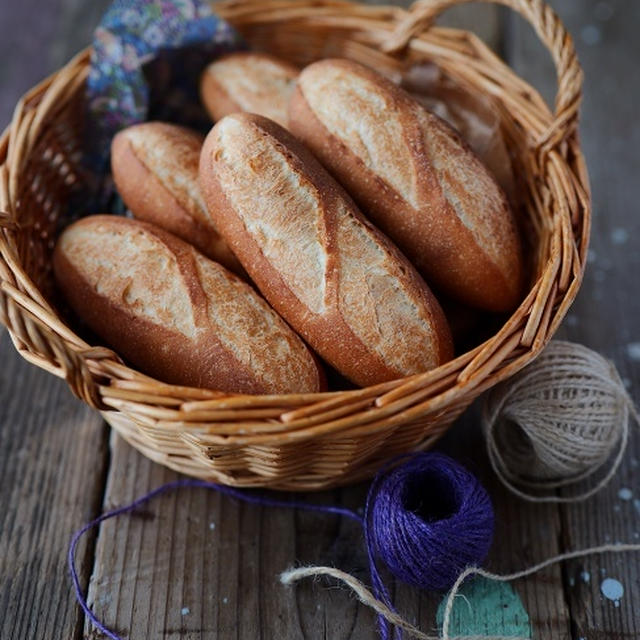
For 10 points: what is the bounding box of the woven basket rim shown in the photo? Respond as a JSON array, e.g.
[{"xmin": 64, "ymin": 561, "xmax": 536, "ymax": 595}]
[{"xmin": 0, "ymin": 0, "xmax": 590, "ymax": 446}]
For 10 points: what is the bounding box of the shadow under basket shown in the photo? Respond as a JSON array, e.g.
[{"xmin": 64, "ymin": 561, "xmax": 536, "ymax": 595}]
[{"xmin": 0, "ymin": 0, "xmax": 590, "ymax": 490}]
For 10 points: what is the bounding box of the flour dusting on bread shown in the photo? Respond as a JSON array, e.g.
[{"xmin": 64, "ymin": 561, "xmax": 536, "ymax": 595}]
[
  {"xmin": 290, "ymin": 58, "xmax": 523, "ymax": 312},
  {"xmin": 335, "ymin": 205, "xmax": 438, "ymax": 374},
  {"xmin": 202, "ymin": 53, "xmax": 298, "ymax": 127},
  {"xmin": 418, "ymin": 109, "xmax": 515, "ymax": 279},
  {"xmin": 298, "ymin": 63, "xmax": 418, "ymax": 208},
  {"xmin": 58, "ymin": 221, "xmax": 197, "ymax": 339},
  {"xmin": 54, "ymin": 216, "xmax": 323, "ymax": 394},
  {"xmin": 212, "ymin": 116, "xmax": 328, "ymax": 315},
  {"xmin": 199, "ymin": 113, "xmax": 453, "ymax": 386},
  {"xmin": 193, "ymin": 253, "xmax": 318, "ymax": 392}
]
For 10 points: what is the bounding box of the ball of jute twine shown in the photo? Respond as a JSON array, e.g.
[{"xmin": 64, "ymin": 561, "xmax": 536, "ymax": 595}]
[{"xmin": 482, "ymin": 340, "xmax": 639, "ymax": 502}]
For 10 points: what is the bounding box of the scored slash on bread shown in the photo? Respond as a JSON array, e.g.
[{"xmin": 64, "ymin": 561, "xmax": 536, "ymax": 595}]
[
  {"xmin": 289, "ymin": 58, "xmax": 523, "ymax": 312},
  {"xmin": 53, "ymin": 216, "xmax": 324, "ymax": 394},
  {"xmin": 111, "ymin": 122, "xmax": 244, "ymax": 275},
  {"xmin": 199, "ymin": 112, "xmax": 454, "ymax": 387}
]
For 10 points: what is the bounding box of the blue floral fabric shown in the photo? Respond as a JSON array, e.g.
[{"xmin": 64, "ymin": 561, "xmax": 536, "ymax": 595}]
[{"xmin": 86, "ymin": 0, "xmax": 244, "ymax": 190}]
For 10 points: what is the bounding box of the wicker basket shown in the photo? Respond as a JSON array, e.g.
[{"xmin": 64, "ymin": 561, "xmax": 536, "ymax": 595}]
[{"xmin": 0, "ymin": 0, "xmax": 589, "ymax": 490}]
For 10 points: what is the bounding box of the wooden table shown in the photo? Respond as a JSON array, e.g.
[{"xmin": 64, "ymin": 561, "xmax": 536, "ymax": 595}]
[{"xmin": 1, "ymin": 1, "xmax": 638, "ymax": 638}]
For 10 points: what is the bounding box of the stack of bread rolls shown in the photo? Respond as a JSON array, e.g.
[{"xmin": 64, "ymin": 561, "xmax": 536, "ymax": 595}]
[{"xmin": 54, "ymin": 52, "xmax": 523, "ymax": 394}]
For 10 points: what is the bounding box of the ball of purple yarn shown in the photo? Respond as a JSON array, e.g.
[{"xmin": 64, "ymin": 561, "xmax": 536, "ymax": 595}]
[{"xmin": 367, "ymin": 452, "xmax": 494, "ymax": 592}]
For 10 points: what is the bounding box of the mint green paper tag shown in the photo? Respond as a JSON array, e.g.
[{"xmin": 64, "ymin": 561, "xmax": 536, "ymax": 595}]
[{"xmin": 436, "ymin": 576, "xmax": 532, "ymax": 638}]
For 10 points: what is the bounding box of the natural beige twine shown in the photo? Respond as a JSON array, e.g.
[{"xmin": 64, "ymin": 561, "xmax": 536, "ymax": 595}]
[
  {"xmin": 482, "ymin": 340, "xmax": 638, "ymax": 502},
  {"xmin": 281, "ymin": 543, "xmax": 640, "ymax": 640}
]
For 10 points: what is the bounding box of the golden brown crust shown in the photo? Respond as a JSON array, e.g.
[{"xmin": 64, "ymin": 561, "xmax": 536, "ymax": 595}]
[
  {"xmin": 200, "ymin": 52, "xmax": 299, "ymax": 127},
  {"xmin": 53, "ymin": 215, "xmax": 324, "ymax": 394},
  {"xmin": 400, "ymin": 63, "xmax": 517, "ymax": 204},
  {"xmin": 199, "ymin": 113, "xmax": 454, "ymax": 387},
  {"xmin": 289, "ymin": 58, "xmax": 523, "ymax": 312},
  {"xmin": 111, "ymin": 122, "xmax": 243, "ymax": 275}
]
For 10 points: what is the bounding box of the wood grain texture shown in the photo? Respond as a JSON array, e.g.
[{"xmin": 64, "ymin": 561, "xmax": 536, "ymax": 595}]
[
  {"xmin": 49, "ymin": 0, "xmax": 110, "ymax": 70},
  {"xmin": 85, "ymin": 434, "xmax": 378, "ymax": 639},
  {"xmin": 0, "ymin": 0, "xmax": 64, "ymax": 126},
  {"xmin": 0, "ymin": 0, "xmax": 106, "ymax": 128},
  {"xmin": 81, "ymin": 4, "xmax": 504, "ymax": 639},
  {"xmin": 85, "ymin": 410, "xmax": 572, "ymax": 640},
  {"xmin": 508, "ymin": 0, "xmax": 640, "ymax": 637},
  {"xmin": 0, "ymin": 331, "xmax": 109, "ymax": 640}
]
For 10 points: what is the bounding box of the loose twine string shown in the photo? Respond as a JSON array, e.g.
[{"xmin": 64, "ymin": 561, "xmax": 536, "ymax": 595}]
[
  {"xmin": 69, "ymin": 479, "xmax": 362, "ymax": 640},
  {"xmin": 281, "ymin": 543, "xmax": 640, "ymax": 640},
  {"xmin": 71, "ymin": 453, "xmax": 490, "ymax": 640},
  {"xmin": 70, "ymin": 478, "xmax": 640, "ymax": 640},
  {"xmin": 70, "ymin": 482, "xmax": 640, "ymax": 640}
]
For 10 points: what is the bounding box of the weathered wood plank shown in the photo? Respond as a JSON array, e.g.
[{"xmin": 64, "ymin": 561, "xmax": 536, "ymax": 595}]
[
  {"xmin": 50, "ymin": 0, "xmax": 111, "ymax": 70},
  {"xmin": 508, "ymin": 0, "xmax": 640, "ymax": 637},
  {"xmin": 85, "ymin": 412, "xmax": 572, "ymax": 639},
  {"xmin": 0, "ymin": 0, "xmax": 64, "ymax": 126},
  {"xmin": 0, "ymin": 332, "xmax": 109, "ymax": 640},
  {"xmin": 387, "ymin": 1, "xmax": 570, "ymax": 635},
  {"xmin": 0, "ymin": 0, "xmax": 107, "ymax": 128},
  {"xmin": 85, "ymin": 435, "xmax": 378, "ymax": 639}
]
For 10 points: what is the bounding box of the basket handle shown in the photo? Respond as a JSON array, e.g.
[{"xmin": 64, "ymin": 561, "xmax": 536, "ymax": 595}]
[{"xmin": 382, "ymin": 0, "xmax": 583, "ymax": 148}]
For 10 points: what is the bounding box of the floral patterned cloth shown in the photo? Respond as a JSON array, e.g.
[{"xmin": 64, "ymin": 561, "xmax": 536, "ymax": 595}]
[{"xmin": 86, "ymin": 0, "xmax": 243, "ymax": 200}]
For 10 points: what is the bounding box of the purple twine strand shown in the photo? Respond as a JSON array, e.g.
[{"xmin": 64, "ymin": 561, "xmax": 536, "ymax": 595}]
[
  {"xmin": 69, "ymin": 479, "xmax": 362, "ymax": 639},
  {"xmin": 69, "ymin": 453, "xmax": 493, "ymax": 640}
]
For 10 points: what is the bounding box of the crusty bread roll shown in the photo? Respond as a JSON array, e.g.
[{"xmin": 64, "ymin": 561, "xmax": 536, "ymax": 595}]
[
  {"xmin": 53, "ymin": 215, "xmax": 324, "ymax": 394},
  {"xmin": 111, "ymin": 122, "xmax": 243, "ymax": 274},
  {"xmin": 200, "ymin": 52, "xmax": 299, "ymax": 127},
  {"xmin": 289, "ymin": 58, "xmax": 523, "ymax": 312},
  {"xmin": 199, "ymin": 113, "xmax": 454, "ymax": 387}
]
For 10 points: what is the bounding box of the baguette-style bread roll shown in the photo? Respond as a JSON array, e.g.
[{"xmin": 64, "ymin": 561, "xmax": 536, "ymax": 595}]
[
  {"xmin": 200, "ymin": 52, "xmax": 299, "ymax": 127},
  {"xmin": 289, "ymin": 59, "xmax": 523, "ymax": 312},
  {"xmin": 111, "ymin": 122, "xmax": 243, "ymax": 274},
  {"xmin": 53, "ymin": 215, "xmax": 324, "ymax": 394},
  {"xmin": 199, "ymin": 113, "xmax": 454, "ymax": 387}
]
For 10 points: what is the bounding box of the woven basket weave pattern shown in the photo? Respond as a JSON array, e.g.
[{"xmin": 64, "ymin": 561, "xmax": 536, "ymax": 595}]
[{"xmin": 0, "ymin": 0, "xmax": 589, "ymax": 489}]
